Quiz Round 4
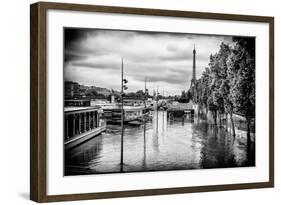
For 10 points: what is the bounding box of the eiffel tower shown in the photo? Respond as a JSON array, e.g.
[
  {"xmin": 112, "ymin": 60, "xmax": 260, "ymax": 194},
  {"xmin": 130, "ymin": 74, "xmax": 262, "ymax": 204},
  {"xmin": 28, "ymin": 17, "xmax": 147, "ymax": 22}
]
[{"xmin": 190, "ymin": 44, "xmax": 196, "ymax": 88}]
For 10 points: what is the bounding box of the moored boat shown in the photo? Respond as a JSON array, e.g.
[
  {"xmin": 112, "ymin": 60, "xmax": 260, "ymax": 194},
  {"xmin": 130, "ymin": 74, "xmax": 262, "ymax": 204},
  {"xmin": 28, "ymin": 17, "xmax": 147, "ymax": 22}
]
[{"xmin": 64, "ymin": 106, "xmax": 106, "ymax": 150}]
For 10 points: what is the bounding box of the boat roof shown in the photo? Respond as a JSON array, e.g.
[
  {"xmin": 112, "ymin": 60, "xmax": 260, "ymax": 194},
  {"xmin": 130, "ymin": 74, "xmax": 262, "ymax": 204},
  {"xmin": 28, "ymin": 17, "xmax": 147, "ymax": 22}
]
[
  {"xmin": 65, "ymin": 99, "xmax": 90, "ymax": 102},
  {"xmin": 64, "ymin": 106, "xmax": 100, "ymax": 113},
  {"xmin": 102, "ymin": 105, "xmax": 145, "ymax": 111},
  {"xmin": 124, "ymin": 105, "xmax": 145, "ymax": 111}
]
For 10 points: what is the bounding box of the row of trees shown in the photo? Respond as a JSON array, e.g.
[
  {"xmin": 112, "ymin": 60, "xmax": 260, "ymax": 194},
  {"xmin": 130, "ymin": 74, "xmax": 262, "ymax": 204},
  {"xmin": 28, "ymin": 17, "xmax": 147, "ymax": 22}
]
[
  {"xmin": 177, "ymin": 90, "xmax": 192, "ymax": 103},
  {"xmin": 84, "ymin": 89, "xmax": 108, "ymax": 98},
  {"xmin": 84, "ymin": 89, "xmax": 151, "ymax": 100},
  {"xmin": 189, "ymin": 37, "xmax": 255, "ymax": 139}
]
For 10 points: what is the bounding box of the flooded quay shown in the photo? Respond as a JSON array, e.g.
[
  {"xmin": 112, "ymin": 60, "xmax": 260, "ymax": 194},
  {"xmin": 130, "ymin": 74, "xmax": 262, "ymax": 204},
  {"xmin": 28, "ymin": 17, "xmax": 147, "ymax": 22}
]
[{"xmin": 64, "ymin": 110, "xmax": 255, "ymax": 175}]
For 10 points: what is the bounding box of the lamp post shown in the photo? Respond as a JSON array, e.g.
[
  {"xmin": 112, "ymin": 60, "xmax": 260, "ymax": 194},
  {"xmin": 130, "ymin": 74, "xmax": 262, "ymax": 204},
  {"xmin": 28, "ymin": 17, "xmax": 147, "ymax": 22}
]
[
  {"xmin": 144, "ymin": 77, "xmax": 147, "ymax": 109},
  {"xmin": 143, "ymin": 78, "xmax": 147, "ymax": 166},
  {"xmin": 156, "ymin": 86, "xmax": 159, "ymax": 133},
  {"xmin": 120, "ymin": 57, "xmax": 128, "ymax": 172}
]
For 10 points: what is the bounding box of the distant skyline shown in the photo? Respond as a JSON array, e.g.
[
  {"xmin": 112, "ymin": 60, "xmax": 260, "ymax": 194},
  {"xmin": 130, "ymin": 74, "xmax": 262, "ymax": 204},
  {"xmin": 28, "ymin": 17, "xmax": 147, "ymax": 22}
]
[{"xmin": 64, "ymin": 28, "xmax": 234, "ymax": 96}]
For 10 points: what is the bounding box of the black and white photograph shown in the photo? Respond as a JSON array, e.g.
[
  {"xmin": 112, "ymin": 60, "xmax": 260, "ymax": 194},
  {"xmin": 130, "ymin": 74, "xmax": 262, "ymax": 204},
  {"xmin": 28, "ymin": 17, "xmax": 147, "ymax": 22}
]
[{"xmin": 63, "ymin": 28, "xmax": 255, "ymax": 176}]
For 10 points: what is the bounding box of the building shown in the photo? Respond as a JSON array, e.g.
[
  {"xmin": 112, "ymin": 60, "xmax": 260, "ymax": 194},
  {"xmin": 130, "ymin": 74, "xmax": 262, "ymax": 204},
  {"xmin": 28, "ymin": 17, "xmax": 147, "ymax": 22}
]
[
  {"xmin": 123, "ymin": 97, "xmax": 144, "ymax": 106},
  {"xmin": 65, "ymin": 99, "xmax": 91, "ymax": 107},
  {"xmin": 64, "ymin": 81, "xmax": 80, "ymax": 98},
  {"xmin": 79, "ymin": 84, "xmax": 88, "ymax": 97}
]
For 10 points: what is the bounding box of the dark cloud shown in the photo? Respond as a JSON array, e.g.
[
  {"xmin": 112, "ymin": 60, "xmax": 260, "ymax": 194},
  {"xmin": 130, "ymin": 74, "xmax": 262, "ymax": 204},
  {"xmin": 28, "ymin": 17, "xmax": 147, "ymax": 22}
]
[
  {"xmin": 71, "ymin": 60, "xmax": 120, "ymax": 71},
  {"xmin": 64, "ymin": 51, "xmax": 88, "ymax": 62},
  {"xmin": 64, "ymin": 28, "xmax": 90, "ymax": 47},
  {"xmin": 63, "ymin": 28, "xmax": 235, "ymax": 95}
]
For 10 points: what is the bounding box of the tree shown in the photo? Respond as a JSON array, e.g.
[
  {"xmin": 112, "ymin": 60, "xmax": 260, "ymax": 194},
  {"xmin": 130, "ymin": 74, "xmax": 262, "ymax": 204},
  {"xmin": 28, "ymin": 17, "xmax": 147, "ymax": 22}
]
[
  {"xmin": 126, "ymin": 92, "xmax": 137, "ymax": 98},
  {"xmin": 207, "ymin": 93, "xmax": 218, "ymax": 125},
  {"xmin": 136, "ymin": 90, "xmax": 145, "ymax": 97},
  {"xmin": 188, "ymin": 38, "xmax": 255, "ymax": 141},
  {"xmin": 220, "ymin": 79, "xmax": 235, "ymax": 136},
  {"xmin": 85, "ymin": 89, "xmax": 98, "ymax": 97},
  {"xmin": 227, "ymin": 37, "xmax": 255, "ymax": 141},
  {"xmin": 177, "ymin": 90, "xmax": 191, "ymax": 103},
  {"xmin": 199, "ymin": 67, "xmax": 211, "ymax": 109},
  {"xmin": 210, "ymin": 43, "xmax": 233, "ymax": 126}
]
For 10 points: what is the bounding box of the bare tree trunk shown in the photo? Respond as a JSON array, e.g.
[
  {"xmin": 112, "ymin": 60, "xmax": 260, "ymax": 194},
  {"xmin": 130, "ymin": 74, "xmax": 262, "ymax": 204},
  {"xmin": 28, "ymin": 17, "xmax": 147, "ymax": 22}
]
[
  {"xmin": 246, "ymin": 117, "xmax": 252, "ymax": 165},
  {"xmin": 247, "ymin": 118, "xmax": 251, "ymax": 146},
  {"xmin": 212, "ymin": 111, "xmax": 217, "ymax": 126},
  {"xmin": 230, "ymin": 111, "xmax": 235, "ymax": 136},
  {"xmin": 225, "ymin": 113, "xmax": 228, "ymax": 131},
  {"xmin": 205, "ymin": 107, "xmax": 208, "ymax": 120}
]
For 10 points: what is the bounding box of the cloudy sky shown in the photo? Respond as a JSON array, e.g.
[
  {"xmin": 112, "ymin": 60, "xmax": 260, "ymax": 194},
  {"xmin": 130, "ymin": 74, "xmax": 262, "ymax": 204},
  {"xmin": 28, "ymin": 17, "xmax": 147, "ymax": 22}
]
[{"xmin": 64, "ymin": 28, "xmax": 233, "ymax": 96}]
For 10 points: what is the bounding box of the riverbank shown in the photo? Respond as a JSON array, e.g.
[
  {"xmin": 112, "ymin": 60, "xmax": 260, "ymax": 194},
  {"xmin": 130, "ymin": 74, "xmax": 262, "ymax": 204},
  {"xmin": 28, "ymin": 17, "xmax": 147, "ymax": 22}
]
[{"xmin": 65, "ymin": 111, "xmax": 255, "ymax": 175}]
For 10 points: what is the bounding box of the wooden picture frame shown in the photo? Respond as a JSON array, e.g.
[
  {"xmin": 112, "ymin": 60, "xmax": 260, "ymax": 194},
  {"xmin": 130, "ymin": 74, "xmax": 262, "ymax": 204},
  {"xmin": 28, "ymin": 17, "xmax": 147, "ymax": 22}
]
[{"xmin": 30, "ymin": 1, "xmax": 274, "ymax": 202}]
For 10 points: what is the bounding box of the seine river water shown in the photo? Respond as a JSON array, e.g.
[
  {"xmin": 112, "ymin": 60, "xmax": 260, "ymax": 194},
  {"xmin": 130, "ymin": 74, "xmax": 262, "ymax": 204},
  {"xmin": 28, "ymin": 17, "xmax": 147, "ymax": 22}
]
[{"xmin": 65, "ymin": 110, "xmax": 255, "ymax": 175}]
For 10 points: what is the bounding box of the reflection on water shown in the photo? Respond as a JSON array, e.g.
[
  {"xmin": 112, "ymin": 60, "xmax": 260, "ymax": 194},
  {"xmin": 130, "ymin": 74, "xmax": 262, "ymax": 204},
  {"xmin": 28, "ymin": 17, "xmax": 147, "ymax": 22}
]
[{"xmin": 65, "ymin": 111, "xmax": 255, "ymax": 175}]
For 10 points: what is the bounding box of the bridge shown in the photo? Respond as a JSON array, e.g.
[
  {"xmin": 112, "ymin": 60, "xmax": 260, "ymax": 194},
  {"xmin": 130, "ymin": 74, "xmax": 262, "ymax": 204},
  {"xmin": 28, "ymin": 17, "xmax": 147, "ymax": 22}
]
[{"xmin": 166, "ymin": 102, "xmax": 198, "ymax": 119}]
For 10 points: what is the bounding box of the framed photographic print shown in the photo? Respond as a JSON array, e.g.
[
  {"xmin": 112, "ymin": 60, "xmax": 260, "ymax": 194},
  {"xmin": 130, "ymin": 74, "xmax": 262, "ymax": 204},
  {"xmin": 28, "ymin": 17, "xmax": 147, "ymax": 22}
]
[{"xmin": 30, "ymin": 1, "xmax": 274, "ymax": 202}]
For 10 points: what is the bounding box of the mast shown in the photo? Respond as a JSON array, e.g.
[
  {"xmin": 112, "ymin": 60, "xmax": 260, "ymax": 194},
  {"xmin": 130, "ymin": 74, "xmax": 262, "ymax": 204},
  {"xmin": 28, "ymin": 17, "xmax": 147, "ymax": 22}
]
[{"xmin": 144, "ymin": 78, "xmax": 147, "ymax": 109}]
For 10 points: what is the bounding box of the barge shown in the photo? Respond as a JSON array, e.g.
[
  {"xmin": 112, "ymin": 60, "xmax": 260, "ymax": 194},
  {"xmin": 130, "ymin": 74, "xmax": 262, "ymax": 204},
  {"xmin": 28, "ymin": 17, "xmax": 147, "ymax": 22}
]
[{"xmin": 64, "ymin": 106, "xmax": 106, "ymax": 150}]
